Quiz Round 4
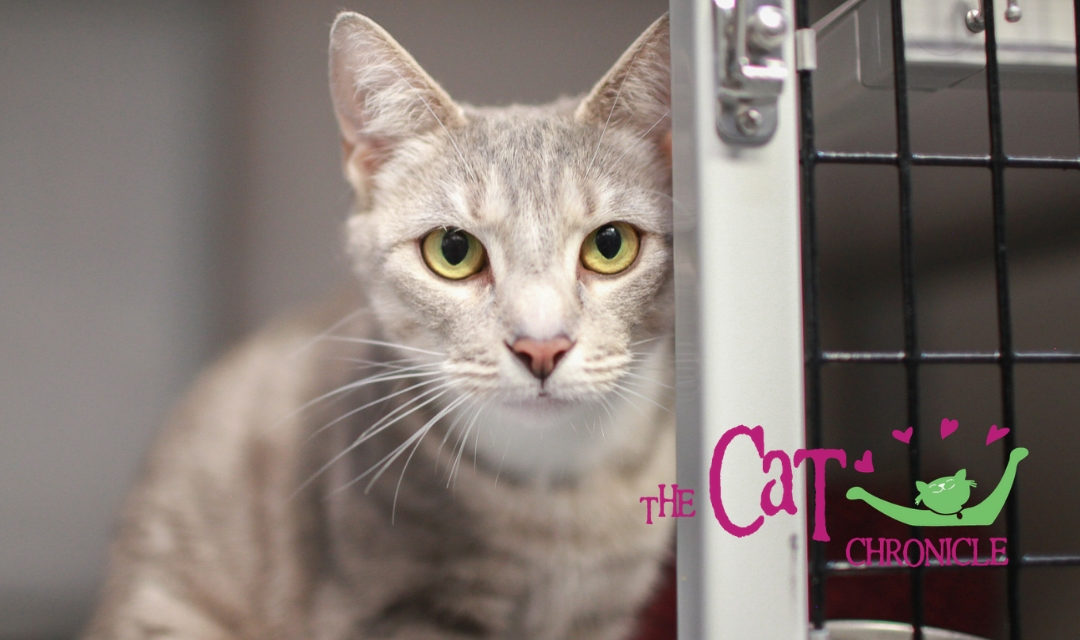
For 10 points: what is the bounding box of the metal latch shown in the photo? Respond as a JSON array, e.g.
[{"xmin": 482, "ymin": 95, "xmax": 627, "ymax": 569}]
[{"xmin": 713, "ymin": 0, "xmax": 789, "ymax": 146}]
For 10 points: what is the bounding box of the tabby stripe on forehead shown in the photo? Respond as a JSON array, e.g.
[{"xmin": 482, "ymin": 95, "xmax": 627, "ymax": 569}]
[
  {"xmin": 577, "ymin": 173, "xmax": 598, "ymax": 219},
  {"xmin": 461, "ymin": 179, "xmax": 483, "ymax": 222}
]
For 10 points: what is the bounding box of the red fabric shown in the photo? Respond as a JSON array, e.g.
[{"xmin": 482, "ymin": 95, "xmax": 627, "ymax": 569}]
[{"xmin": 629, "ymin": 556, "xmax": 677, "ymax": 640}]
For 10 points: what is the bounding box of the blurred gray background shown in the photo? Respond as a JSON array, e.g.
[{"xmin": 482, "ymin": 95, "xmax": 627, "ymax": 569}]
[{"xmin": 2, "ymin": 0, "xmax": 1077, "ymax": 638}]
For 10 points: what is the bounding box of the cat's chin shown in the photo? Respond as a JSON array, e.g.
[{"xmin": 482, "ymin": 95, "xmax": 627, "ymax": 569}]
[{"xmin": 467, "ymin": 393, "xmax": 621, "ymax": 480}]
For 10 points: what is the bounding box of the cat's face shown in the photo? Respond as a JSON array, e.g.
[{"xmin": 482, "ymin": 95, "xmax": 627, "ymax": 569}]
[
  {"xmin": 329, "ymin": 15, "xmax": 671, "ymax": 434},
  {"xmin": 915, "ymin": 469, "xmax": 975, "ymax": 514}
]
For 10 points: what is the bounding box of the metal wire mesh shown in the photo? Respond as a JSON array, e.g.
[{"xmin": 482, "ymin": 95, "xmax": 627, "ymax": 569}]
[{"xmin": 796, "ymin": 0, "xmax": 1080, "ymax": 637}]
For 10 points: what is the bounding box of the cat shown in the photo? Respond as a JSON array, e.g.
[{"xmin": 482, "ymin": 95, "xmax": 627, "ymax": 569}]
[
  {"xmin": 915, "ymin": 469, "xmax": 977, "ymax": 516},
  {"xmin": 82, "ymin": 10, "xmax": 674, "ymax": 640}
]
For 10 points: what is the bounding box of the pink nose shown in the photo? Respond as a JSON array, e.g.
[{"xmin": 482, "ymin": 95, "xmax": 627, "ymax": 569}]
[{"xmin": 508, "ymin": 336, "xmax": 574, "ymax": 381}]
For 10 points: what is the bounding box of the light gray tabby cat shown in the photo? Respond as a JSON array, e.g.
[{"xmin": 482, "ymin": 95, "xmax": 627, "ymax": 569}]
[{"xmin": 84, "ymin": 11, "xmax": 674, "ymax": 640}]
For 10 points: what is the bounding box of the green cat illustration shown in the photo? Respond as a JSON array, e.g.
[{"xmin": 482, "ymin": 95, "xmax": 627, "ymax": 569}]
[
  {"xmin": 915, "ymin": 469, "xmax": 976, "ymax": 516},
  {"xmin": 846, "ymin": 447, "xmax": 1028, "ymax": 527}
]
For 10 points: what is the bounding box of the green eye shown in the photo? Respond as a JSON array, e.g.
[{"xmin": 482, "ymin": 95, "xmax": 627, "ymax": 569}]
[
  {"xmin": 581, "ymin": 222, "xmax": 640, "ymax": 274},
  {"xmin": 421, "ymin": 227, "xmax": 486, "ymax": 280}
]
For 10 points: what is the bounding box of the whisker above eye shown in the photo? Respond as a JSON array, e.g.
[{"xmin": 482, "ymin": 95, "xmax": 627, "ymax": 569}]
[
  {"xmin": 604, "ymin": 109, "xmax": 670, "ymax": 169},
  {"xmin": 585, "ymin": 35, "xmax": 647, "ymax": 182},
  {"xmin": 378, "ymin": 61, "xmax": 479, "ymax": 185}
]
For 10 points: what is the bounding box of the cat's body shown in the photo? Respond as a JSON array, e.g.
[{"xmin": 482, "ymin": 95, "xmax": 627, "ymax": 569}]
[{"xmin": 84, "ymin": 12, "xmax": 674, "ymax": 640}]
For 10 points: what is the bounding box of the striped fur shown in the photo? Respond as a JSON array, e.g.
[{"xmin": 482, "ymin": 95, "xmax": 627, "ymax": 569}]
[{"xmin": 84, "ymin": 12, "xmax": 673, "ymax": 640}]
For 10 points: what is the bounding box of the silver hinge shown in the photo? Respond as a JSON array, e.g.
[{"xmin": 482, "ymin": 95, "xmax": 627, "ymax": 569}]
[
  {"xmin": 795, "ymin": 28, "xmax": 817, "ymax": 72},
  {"xmin": 713, "ymin": 0, "xmax": 790, "ymax": 146}
]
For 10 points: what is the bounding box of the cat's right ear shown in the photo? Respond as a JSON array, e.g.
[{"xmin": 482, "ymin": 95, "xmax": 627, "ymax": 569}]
[
  {"xmin": 328, "ymin": 12, "xmax": 465, "ymax": 198},
  {"xmin": 576, "ymin": 14, "xmax": 671, "ymax": 162}
]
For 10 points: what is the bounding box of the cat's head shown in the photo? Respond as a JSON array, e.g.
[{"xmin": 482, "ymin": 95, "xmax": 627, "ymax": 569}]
[
  {"xmin": 327, "ymin": 12, "xmax": 671, "ymax": 472},
  {"xmin": 915, "ymin": 469, "xmax": 976, "ymax": 514}
]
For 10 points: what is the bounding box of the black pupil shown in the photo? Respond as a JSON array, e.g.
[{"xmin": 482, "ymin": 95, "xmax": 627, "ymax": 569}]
[
  {"xmin": 595, "ymin": 225, "xmax": 622, "ymax": 260},
  {"xmin": 441, "ymin": 229, "xmax": 470, "ymax": 265}
]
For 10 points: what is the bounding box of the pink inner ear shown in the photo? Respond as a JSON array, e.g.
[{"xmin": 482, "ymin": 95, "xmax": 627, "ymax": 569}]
[{"xmin": 342, "ymin": 137, "xmax": 392, "ymax": 191}]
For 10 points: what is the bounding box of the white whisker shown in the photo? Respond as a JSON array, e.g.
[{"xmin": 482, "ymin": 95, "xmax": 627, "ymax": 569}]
[
  {"xmin": 381, "ymin": 64, "xmax": 478, "ymax": 184},
  {"xmin": 306, "ymin": 375, "xmax": 450, "ymax": 442},
  {"xmin": 323, "ymin": 335, "xmax": 446, "ymax": 357},
  {"xmin": 629, "ymin": 334, "xmax": 671, "ymax": 347},
  {"xmin": 450, "ymin": 400, "xmax": 487, "ymax": 488},
  {"xmin": 619, "ymin": 370, "xmax": 672, "ymax": 390},
  {"xmin": 285, "ymin": 304, "xmax": 372, "ymax": 360},
  {"xmin": 291, "ymin": 385, "xmax": 452, "ymax": 498},
  {"xmin": 612, "ymin": 382, "xmax": 671, "ymax": 414},
  {"xmin": 389, "ymin": 393, "xmax": 474, "ymax": 522},
  {"xmin": 585, "ymin": 45, "xmax": 643, "ymax": 180},
  {"xmin": 606, "ymin": 109, "xmax": 670, "ymax": 169},
  {"xmin": 279, "ymin": 365, "xmax": 443, "ymax": 431},
  {"xmin": 332, "ymin": 355, "xmax": 437, "ymax": 371},
  {"xmin": 347, "ymin": 392, "xmax": 474, "ymax": 494}
]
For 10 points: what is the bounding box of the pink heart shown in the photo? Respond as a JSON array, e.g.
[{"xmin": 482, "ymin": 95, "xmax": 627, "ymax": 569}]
[
  {"xmin": 854, "ymin": 450, "xmax": 874, "ymax": 473},
  {"xmin": 986, "ymin": 424, "xmax": 1010, "ymax": 445},
  {"xmin": 940, "ymin": 418, "xmax": 959, "ymax": 440},
  {"xmin": 892, "ymin": 427, "xmax": 913, "ymax": 444}
]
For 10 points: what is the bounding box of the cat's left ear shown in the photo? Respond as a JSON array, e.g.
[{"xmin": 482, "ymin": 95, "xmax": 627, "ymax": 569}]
[
  {"xmin": 575, "ymin": 14, "xmax": 670, "ymax": 162},
  {"xmin": 328, "ymin": 12, "xmax": 465, "ymax": 199},
  {"xmin": 956, "ymin": 469, "xmax": 967, "ymax": 481}
]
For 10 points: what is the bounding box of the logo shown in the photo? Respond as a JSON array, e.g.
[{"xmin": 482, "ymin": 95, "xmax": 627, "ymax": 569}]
[
  {"xmin": 842, "ymin": 418, "xmax": 1027, "ymax": 568},
  {"xmin": 845, "ymin": 419, "xmax": 1027, "ymax": 527},
  {"xmin": 639, "ymin": 417, "xmax": 1028, "ymax": 569}
]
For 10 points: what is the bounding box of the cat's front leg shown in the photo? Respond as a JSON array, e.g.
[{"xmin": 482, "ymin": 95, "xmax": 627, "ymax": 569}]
[
  {"xmin": 352, "ymin": 586, "xmax": 512, "ymax": 640},
  {"xmin": 80, "ymin": 581, "xmax": 239, "ymax": 640}
]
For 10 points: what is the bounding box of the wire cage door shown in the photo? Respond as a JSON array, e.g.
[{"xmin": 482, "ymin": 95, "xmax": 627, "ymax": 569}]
[
  {"xmin": 673, "ymin": 0, "xmax": 1080, "ymax": 637},
  {"xmin": 800, "ymin": 0, "xmax": 1080, "ymax": 639}
]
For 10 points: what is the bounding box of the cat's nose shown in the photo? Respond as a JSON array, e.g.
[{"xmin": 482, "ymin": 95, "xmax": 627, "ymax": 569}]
[{"xmin": 508, "ymin": 336, "xmax": 574, "ymax": 381}]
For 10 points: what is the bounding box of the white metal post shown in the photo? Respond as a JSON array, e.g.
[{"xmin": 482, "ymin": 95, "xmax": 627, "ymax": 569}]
[{"xmin": 671, "ymin": 0, "xmax": 808, "ymax": 637}]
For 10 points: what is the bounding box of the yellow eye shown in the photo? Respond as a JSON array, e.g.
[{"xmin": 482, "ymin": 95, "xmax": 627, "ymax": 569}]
[
  {"xmin": 580, "ymin": 222, "xmax": 640, "ymax": 274},
  {"xmin": 421, "ymin": 227, "xmax": 486, "ymax": 280}
]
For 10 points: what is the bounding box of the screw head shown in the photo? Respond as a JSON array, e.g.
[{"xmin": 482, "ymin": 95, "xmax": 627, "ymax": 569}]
[
  {"xmin": 747, "ymin": 5, "xmax": 787, "ymax": 52},
  {"xmin": 735, "ymin": 105, "xmax": 764, "ymax": 135},
  {"xmin": 965, "ymin": 8, "xmax": 986, "ymax": 33}
]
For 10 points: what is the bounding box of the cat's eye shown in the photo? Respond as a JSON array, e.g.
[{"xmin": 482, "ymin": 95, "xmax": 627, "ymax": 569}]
[
  {"xmin": 421, "ymin": 227, "xmax": 486, "ymax": 280},
  {"xmin": 580, "ymin": 222, "xmax": 640, "ymax": 275}
]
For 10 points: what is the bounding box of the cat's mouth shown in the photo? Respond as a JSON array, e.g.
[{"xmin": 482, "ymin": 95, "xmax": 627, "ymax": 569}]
[
  {"xmin": 508, "ymin": 392, "xmax": 571, "ymax": 409},
  {"xmin": 496, "ymin": 387, "xmax": 585, "ymax": 414}
]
